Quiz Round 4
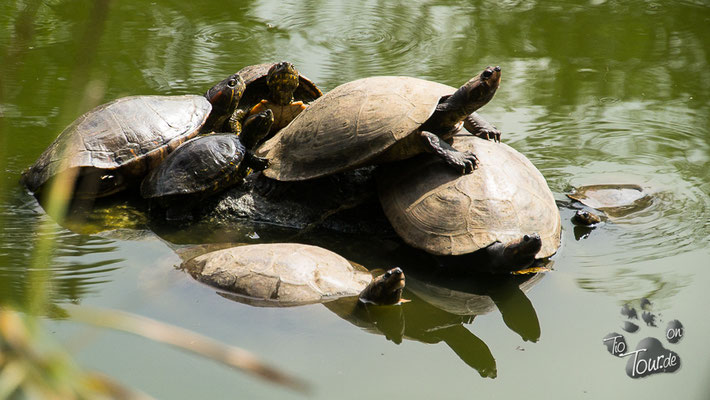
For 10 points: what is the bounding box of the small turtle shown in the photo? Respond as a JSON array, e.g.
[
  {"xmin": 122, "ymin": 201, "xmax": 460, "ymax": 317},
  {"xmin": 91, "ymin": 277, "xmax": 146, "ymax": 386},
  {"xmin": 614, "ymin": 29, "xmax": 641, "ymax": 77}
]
[
  {"xmin": 231, "ymin": 62, "xmax": 322, "ymax": 139},
  {"xmin": 21, "ymin": 73, "xmax": 245, "ymax": 199},
  {"xmin": 378, "ymin": 135, "xmax": 561, "ymax": 272},
  {"xmin": 140, "ymin": 110, "xmax": 273, "ymax": 219},
  {"xmin": 257, "ymin": 66, "xmax": 502, "ymax": 182},
  {"xmin": 180, "ymin": 243, "xmax": 405, "ymax": 307},
  {"xmin": 567, "ymin": 183, "xmax": 652, "ymax": 221},
  {"xmin": 572, "ymin": 210, "xmax": 603, "ymax": 226}
]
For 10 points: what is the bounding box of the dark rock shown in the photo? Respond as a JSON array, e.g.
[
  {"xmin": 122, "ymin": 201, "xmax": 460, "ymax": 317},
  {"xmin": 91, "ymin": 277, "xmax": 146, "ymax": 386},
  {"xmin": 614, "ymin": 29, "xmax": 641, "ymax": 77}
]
[{"xmin": 199, "ymin": 167, "xmax": 395, "ymax": 235}]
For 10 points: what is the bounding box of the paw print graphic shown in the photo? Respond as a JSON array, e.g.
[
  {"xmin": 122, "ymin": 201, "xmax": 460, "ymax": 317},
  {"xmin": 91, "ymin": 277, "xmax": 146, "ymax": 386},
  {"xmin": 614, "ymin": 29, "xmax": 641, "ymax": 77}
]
[{"xmin": 603, "ymin": 298, "xmax": 683, "ymax": 378}]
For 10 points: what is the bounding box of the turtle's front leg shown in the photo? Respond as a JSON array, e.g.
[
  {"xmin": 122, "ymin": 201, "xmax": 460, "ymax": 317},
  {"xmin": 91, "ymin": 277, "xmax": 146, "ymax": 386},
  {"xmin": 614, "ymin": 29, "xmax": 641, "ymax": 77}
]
[
  {"xmin": 464, "ymin": 112, "xmax": 500, "ymax": 142},
  {"xmin": 420, "ymin": 131, "xmax": 478, "ymax": 174},
  {"xmin": 228, "ymin": 109, "xmax": 247, "ymax": 134}
]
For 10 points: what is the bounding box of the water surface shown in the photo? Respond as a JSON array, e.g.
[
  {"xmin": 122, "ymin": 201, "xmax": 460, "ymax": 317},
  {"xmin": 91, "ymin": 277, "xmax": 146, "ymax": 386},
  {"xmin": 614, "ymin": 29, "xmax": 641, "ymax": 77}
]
[{"xmin": 1, "ymin": 0, "xmax": 709, "ymax": 398}]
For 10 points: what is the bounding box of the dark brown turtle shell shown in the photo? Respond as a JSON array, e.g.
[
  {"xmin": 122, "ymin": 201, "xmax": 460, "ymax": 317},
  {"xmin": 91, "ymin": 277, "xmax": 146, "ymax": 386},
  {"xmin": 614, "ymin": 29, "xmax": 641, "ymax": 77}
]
[
  {"xmin": 140, "ymin": 134, "xmax": 249, "ymax": 205},
  {"xmin": 377, "ymin": 135, "xmax": 561, "ymax": 258},
  {"xmin": 21, "ymin": 73, "xmax": 244, "ymax": 199},
  {"xmin": 236, "ymin": 63, "xmax": 322, "ymax": 113},
  {"xmin": 256, "ymin": 77, "xmax": 455, "ymax": 181},
  {"xmin": 21, "ymin": 95, "xmax": 212, "ymax": 198}
]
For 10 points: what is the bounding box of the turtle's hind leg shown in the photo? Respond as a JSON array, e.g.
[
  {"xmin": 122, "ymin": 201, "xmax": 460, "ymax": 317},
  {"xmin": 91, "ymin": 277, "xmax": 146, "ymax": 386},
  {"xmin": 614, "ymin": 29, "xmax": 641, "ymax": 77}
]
[{"xmin": 420, "ymin": 131, "xmax": 478, "ymax": 174}]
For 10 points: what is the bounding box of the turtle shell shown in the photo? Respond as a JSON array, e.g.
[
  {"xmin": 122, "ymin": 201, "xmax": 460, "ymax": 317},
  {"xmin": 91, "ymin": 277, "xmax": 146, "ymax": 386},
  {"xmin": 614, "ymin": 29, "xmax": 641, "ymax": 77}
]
[
  {"xmin": 236, "ymin": 63, "xmax": 322, "ymax": 111},
  {"xmin": 567, "ymin": 184, "xmax": 651, "ymax": 219},
  {"xmin": 140, "ymin": 134, "xmax": 247, "ymax": 205},
  {"xmin": 377, "ymin": 135, "xmax": 561, "ymax": 258},
  {"xmin": 257, "ymin": 76, "xmax": 455, "ymax": 181},
  {"xmin": 21, "ymin": 95, "xmax": 212, "ymax": 198},
  {"xmin": 181, "ymin": 243, "xmax": 373, "ymax": 307}
]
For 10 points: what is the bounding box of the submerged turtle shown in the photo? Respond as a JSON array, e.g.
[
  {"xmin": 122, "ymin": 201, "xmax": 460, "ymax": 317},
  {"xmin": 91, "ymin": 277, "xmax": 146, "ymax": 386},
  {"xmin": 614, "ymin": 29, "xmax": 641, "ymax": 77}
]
[
  {"xmin": 231, "ymin": 62, "xmax": 322, "ymax": 138},
  {"xmin": 567, "ymin": 184, "xmax": 651, "ymax": 221},
  {"xmin": 378, "ymin": 135, "xmax": 561, "ymax": 272},
  {"xmin": 180, "ymin": 243, "xmax": 405, "ymax": 307},
  {"xmin": 21, "ymin": 73, "xmax": 245, "ymax": 199},
  {"xmin": 571, "ymin": 210, "xmax": 602, "ymax": 226},
  {"xmin": 257, "ymin": 66, "xmax": 502, "ymax": 181},
  {"xmin": 140, "ymin": 110, "xmax": 273, "ymax": 219}
]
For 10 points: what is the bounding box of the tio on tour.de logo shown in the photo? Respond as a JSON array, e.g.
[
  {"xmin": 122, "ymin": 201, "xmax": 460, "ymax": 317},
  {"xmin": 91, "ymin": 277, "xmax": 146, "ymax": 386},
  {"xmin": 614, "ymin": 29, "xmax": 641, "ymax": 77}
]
[{"xmin": 603, "ymin": 298, "xmax": 683, "ymax": 379}]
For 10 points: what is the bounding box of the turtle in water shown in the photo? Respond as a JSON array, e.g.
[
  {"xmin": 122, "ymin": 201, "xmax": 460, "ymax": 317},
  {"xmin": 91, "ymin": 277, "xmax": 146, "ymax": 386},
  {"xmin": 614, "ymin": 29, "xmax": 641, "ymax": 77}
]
[
  {"xmin": 256, "ymin": 66, "xmax": 502, "ymax": 182},
  {"xmin": 180, "ymin": 243, "xmax": 405, "ymax": 307},
  {"xmin": 571, "ymin": 210, "xmax": 602, "ymax": 226},
  {"xmin": 140, "ymin": 110, "xmax": 274, "ymax": 220},
  {"xmin": 567, "ymin": 184, "xmax": 652, "ymax": 222},
  {"xmin": 377, "ymin": 135, "xmax": 561, "ymax": 273},
  {"xmin": 230, "ymin": 62, "xmax": 322, "ymax": 140},
  {"xmin": 21, "ymin": 73, "xmax": 245, "ymax": 199}
]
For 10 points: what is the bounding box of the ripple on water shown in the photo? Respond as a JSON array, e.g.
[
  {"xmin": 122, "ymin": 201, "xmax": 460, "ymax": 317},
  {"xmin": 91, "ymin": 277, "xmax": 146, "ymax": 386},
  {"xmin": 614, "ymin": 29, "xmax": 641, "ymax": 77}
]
[
  {"xmin": 0, "ymin": 190, "xmax": 124, "ymax": 304},
  {"xmin": 516, "ymin": 100, "xmax": 710, "ymax": 266}
]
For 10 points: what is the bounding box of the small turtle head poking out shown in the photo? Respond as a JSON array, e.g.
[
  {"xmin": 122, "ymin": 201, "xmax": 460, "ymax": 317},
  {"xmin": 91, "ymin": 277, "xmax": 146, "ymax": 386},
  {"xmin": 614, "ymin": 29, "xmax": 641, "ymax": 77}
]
[{"xmin": 359, "ymin": 267, "xmax": 405, "ymax": 305}]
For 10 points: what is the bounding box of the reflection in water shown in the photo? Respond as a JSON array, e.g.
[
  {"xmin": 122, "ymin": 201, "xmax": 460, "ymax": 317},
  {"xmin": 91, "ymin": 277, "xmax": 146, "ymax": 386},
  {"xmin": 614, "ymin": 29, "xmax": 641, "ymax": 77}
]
[
  {"xmin": 180, "ymin": 235, "xmax": 547, "ymax": 380},
  {"xmin": 0, "ymin": 191, "xmax": 125, "ymax": 307},
  {"xmin": 331, "ymin": 269, "xmax": 545, "ymax": 379}
]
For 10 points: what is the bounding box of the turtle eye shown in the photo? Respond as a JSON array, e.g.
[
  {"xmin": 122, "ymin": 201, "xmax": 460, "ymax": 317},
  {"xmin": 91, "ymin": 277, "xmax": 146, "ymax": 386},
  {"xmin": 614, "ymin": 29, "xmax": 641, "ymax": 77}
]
[
  {"xmin": 482, "ymin": 69, "xmax": 493, "ymax": 79},
  {"xmin": 227, "ymin": 78, "xmax": 237, "ymax": 87},
  {"xmin": 384, "ymin": 270, "xmax": 392, "ymax": 279}
]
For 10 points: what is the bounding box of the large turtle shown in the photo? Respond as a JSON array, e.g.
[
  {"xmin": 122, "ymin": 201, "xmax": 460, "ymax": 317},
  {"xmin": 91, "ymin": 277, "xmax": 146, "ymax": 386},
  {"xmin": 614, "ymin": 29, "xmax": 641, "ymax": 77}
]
[
  {"xmin": 257, "ymin": 66, "xmax": 502, "ymax": 181},
  {"xmin": 180, "ymin": 243, "xmax": 405, "ymax": 307},
  {"xmin": 377, "ymin": 135, "xmax": 561, "ymax": 272},
  {"xmin": 231, "ymin": 61, "xmax": 322, "ymax": 139},
  {"xmin": 21, "ymin": 73, "xmax": 245, "ymax": 199},
  {"xmin": 139, "ymin": 110, "xmax": 274, "ymax": 219}
]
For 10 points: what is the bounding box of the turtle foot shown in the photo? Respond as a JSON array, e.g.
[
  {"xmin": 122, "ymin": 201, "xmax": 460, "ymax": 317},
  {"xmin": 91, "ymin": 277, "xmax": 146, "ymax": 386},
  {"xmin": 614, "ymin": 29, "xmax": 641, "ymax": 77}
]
[
  {"xmin": 443, "ymin": 150, "xmax": 478, "ymax": 174},
  {"xmin": 473, "ymin": 127, "xmax": 501, "ymax": 143}
]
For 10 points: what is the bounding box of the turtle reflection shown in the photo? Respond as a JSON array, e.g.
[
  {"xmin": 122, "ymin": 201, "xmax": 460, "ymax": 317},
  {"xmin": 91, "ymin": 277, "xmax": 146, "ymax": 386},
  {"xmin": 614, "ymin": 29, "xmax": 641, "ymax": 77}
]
[
  {"xmin": 328, "ymin": 267, "xmax": 545, "ymax": 379},
  {"xmin": 176, "ymin": 242, "xmax": 544, "ymax": 379}
]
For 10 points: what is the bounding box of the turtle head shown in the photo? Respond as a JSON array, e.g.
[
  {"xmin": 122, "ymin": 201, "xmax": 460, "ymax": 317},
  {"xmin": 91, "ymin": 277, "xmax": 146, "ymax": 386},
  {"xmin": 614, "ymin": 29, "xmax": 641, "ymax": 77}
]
[
  {"xmin": 359, "ymin": 267, "xmax": 405, "ymax": 306},
  {"xmin": 572, "ymin": 210, "xmax": 602, "ymax": 226},
  {"xmin": 204, "ymin": 73, "xmax": 246, "ymax": 129},
  {"xmin": 501, "ymin": 233, "xmax": 542, "ymax": 269},
  {"xmin": 266, "ymin": 61, "xmax": 300, "ymax": 105},
  {"xmin": 445, "ymin": 66, "xmax": 501, "ymax": 116},
  {"xmin": 239, "ymin": 109, "xmax": 274, "ymax": 150}
]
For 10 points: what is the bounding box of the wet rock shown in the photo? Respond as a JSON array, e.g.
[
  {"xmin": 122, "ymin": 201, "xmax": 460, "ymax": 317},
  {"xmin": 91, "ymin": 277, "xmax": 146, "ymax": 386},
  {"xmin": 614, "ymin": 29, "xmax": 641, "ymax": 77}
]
[{"xmin": 199, "ymin": 167, "xmax": 395, "ymax": 235}]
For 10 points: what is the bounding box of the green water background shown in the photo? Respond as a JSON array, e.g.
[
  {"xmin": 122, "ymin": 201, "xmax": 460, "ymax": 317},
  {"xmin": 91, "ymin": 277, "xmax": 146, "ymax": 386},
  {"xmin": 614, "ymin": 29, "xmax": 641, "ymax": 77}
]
[{"xmin": 1, "ymin": 0, "xmax": 709, "ymax": 398}]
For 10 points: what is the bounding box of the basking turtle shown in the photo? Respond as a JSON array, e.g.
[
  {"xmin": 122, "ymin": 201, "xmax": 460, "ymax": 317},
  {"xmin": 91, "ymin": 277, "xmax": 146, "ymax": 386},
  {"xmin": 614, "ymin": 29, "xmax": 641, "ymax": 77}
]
[
  {"xmin": 257, "ymin": 66, "xmax": 502, "ymax": 181},
  {"xmin": 567, "ymin": 184, "xmax": 651, "ymax": 220},
  {"xmin": 180, "ymin": 243, "xmax": 405, "ymax": 307},
  {"xmin": 21, "ymin": 73, "xmax": 245, "ymax": 199},
  {"xmin": 140, "ymin": 110, "xmax": 273, "ymax": 219},
  {"xmin": 231, "ymin": 62, "xmax": 322, "ymax": 138},
  {"xmin": 377, "ymin": 135, "xmax": 561, "ymax": 272}
]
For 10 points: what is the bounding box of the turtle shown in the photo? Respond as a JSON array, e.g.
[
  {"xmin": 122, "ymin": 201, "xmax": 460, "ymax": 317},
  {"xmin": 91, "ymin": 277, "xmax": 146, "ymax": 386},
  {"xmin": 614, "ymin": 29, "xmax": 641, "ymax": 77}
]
[
  {"xmin": 571, "ymin": 210, "xmax": 602, "ymax": 226},
  {"xmin": 256, "ymin": 66, "xmax": 502, "ymax": 182},
  {"xmin": 20, "ymin": 73, "xmax": 245, "ymax": 199},
  {"xmin": 377, "ymin": 135, "xmax": 561, "ymax": 273},
  {"xmin": 180, "ymin": 243, "xmax": 405, "ymax": 307},
  {"xmin": 567, "ymin": 184, "xmax": 651, "ymax": 220},
  {"xmin": 139, "ymin": 110, "xmax": 274, "ymax": 219},
  {"xmin": 230, "ymin": 61, "xmax": 322, "ymax": 139}
]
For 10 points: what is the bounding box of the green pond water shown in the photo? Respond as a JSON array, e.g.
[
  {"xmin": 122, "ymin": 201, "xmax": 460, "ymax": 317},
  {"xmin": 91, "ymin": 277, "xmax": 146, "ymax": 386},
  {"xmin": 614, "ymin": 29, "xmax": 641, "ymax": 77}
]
[{"xmin": 1, "ymin": 0, "xmax": 710, "ymax": 398}]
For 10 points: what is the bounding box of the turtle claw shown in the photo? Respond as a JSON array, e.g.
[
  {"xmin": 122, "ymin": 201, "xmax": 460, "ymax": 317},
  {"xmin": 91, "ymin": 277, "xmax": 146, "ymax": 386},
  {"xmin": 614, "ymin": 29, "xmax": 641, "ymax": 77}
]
[
  {"xmin": 475, "ymin": 127, "xmax": 501, "ymax": 143},
  {"xmin": 447, "ymin": 150, "xmax": 478, "ymax": 174}
]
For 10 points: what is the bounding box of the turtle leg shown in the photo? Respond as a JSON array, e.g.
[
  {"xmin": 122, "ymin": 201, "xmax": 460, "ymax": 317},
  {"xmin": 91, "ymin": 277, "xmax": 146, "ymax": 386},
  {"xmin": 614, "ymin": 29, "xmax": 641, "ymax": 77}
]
[
  {"xmin": 464, "ymin": 112, "xmax": 500, "ymax": 142},
  {"xmin": 420, "ymin": 131, "xmax": 478, "ymax": 174}
]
